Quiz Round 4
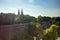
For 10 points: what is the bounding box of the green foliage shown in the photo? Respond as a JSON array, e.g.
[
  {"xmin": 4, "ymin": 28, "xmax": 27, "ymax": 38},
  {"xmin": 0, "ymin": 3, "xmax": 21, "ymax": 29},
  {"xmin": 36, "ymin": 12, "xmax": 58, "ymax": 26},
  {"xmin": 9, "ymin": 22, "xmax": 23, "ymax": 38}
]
[
  {"xmin": 36, "ymin": 23, "xmax": 43, "ymax": 39},
  {"xmin": 20, "ymin": 15, "xmax": 37, "ymax": 23},
  {"xmin": 28, "ymin": 22, "xmax": 36, "ymax": 36},
  {"xmin": 15, "ymin": 16, "xmax": 20, "ymax": 23},
  {"xmin": 38, "ymin": 16, "xmax": 51, "ymax": 23},
  {"xmin": 43, "ymin": 24, "xmax": 58, "ymax": 40},
  {"xmin": 57, "ymin": 24, "xmax": 60, "ymax": 37},
  {"xmin": 14, "ymin": 15, "xmax": 37, "ymax": 23}
]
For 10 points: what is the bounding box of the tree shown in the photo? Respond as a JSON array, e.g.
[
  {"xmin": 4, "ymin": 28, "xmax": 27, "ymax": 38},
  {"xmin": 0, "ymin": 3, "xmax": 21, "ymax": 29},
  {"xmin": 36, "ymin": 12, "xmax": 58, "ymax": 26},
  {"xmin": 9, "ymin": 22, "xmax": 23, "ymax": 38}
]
[
  {"xmin": 43, "ymin": 24, "xmax": 58, "ymax": 40},
  {"xmin": 28, "ymin": 22, "xmax": 36, "ymax": 37},
  {"xmin": 38, "ymin": 16, "xmax": 51, "ymax": 23},
  {"xmin": 20, "ymin": 15, "xmax": 37, "ymax": 23}
]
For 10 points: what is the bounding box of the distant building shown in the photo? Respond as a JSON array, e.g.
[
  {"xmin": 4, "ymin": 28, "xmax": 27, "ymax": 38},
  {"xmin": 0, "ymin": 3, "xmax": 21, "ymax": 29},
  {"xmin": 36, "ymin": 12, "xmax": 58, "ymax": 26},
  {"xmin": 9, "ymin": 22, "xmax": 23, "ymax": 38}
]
[{"xmin": 0, "ymin": 13, "xmax": 15, "ymax": 25}]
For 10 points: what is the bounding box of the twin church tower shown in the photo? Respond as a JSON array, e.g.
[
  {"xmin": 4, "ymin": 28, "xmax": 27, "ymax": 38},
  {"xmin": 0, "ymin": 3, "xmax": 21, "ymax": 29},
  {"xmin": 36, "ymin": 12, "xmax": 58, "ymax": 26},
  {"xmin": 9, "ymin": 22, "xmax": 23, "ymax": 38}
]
[{"xmin": 18, "ymin": 9, "xmax": 23, "ymax": 16}]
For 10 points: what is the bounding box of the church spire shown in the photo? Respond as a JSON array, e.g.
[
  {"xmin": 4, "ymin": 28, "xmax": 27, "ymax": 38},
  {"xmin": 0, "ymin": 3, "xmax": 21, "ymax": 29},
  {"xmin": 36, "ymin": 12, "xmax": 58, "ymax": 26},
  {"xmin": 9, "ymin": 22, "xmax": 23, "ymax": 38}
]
[
  {"xmin": 18, "ymin": 9, "xmax": 20, "ymax": 16},
  {"xmin": 21, "ymin": 9, "xmax": 23, "ymax": 16}
]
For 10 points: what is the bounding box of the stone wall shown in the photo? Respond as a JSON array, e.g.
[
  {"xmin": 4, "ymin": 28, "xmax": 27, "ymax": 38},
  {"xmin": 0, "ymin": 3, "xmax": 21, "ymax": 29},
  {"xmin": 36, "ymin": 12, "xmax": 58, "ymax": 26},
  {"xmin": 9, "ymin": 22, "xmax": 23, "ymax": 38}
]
[{"xmin": 0, "ymin": 23, "xmax": 28, "ymax": 40}]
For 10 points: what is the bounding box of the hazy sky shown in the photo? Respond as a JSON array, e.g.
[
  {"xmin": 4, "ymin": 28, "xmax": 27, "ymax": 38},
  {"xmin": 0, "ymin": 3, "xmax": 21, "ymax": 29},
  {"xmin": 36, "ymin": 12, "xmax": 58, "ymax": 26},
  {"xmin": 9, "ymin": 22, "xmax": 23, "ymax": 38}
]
[{"xmin": 0, "ymin": 0, "xmax": 60, "ymax": 17}]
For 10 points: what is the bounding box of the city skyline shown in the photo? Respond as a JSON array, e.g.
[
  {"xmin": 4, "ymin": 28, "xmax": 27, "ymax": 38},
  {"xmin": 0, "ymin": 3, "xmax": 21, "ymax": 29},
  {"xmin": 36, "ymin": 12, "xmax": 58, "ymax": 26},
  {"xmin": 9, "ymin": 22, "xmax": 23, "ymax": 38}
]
[{"xmin": 0, "ymin": 0, "xmax": 60, "ymax": 17}]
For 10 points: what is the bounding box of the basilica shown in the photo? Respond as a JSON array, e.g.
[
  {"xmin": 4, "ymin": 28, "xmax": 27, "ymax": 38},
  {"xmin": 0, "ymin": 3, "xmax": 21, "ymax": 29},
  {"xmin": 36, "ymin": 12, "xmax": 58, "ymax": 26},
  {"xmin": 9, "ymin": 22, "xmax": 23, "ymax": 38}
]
[{"xmin": 18, "ymin": 9, "xmax": 24, "ymax": 16}]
